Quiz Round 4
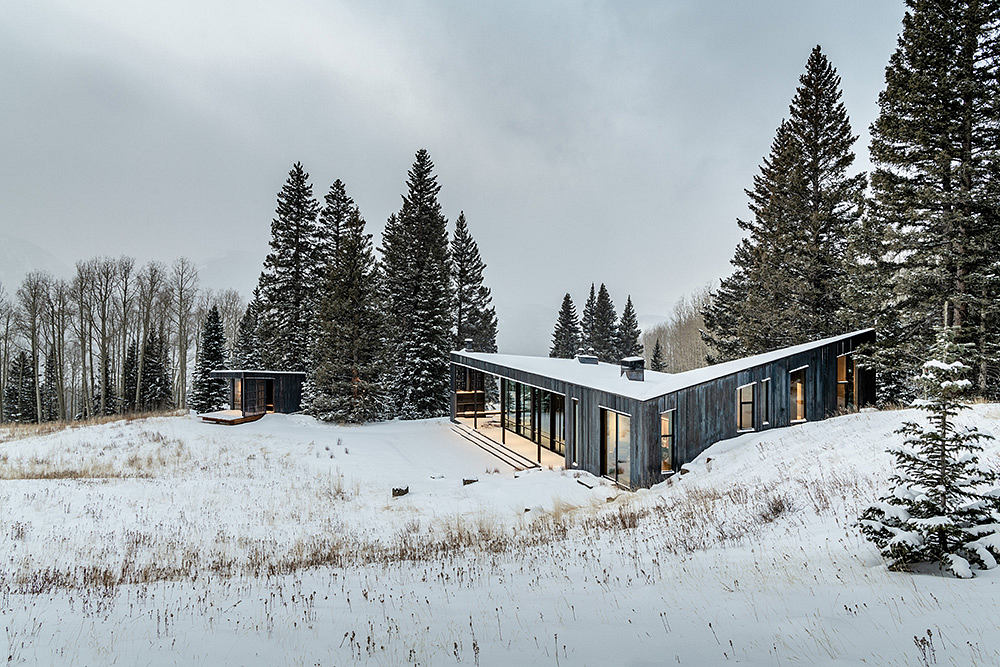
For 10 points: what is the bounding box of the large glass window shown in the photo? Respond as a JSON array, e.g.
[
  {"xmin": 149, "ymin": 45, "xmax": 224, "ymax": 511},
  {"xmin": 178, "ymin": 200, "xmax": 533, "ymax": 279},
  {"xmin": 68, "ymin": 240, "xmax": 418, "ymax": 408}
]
[
  {"xmin": 790, "ymin": 368, "xmax": 807, "ymax": 422},
  {"xmin": 660, "ymin": 410, "xmax": 674, "ymax": 473},
  {"xmin": 761, "ymin": 378, "xmax": 771, "ymax": 425},
  {"xmin": 736, "ymin": 383, "xmax": 755, "ymax": 431},
  {"xmin": 837, "ymin": 354, "xmax": 855, "ymax": 411},
  {"xmin": 601, "ymin": 409, "xmax": 631, "ymax": 486}
]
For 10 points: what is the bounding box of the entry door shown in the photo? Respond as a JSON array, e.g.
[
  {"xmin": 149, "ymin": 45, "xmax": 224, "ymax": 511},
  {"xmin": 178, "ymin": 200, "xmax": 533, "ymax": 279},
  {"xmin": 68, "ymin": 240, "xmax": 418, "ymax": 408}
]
[{"xmin": 244, "ymin": 379, "xmax": 266, "ymax": 416}]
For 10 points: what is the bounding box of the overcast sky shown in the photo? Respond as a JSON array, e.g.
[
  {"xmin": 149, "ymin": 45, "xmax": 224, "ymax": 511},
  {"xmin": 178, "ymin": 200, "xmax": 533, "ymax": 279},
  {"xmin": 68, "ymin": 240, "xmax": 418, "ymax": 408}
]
[{"xmin": 1, "ymin": 1, "xmax": 905, "ymax": 354}]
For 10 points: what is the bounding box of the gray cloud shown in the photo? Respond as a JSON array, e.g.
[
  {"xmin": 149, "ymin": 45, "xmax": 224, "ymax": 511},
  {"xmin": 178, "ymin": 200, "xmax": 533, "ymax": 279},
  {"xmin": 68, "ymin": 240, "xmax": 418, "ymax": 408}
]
[{"xmin": 1, "ymin": 0, "xmax": 904, "ymax": 354}]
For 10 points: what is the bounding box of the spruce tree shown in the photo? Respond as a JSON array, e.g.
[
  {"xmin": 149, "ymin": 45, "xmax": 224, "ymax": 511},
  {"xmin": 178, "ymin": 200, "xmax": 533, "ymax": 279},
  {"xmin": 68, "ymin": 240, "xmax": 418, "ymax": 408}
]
[
  {"xmin": 867, "ymin": 0, "xmax": 1000, "ymax": 401},
  {"xmin": 140, "ymin": 332, "xmax": 173, "ymax": 411},
  {"xmin": 232, "ymin": 287, "xmax": 263, "ymax": 369},
  {"xmin": 189, "ymin": 306, "xmax": 228, "ymax": 414},
  {"xmin": 309, "ymin": 204, "xmax": 384, "ymax": 423},
  {"xmin": 617, "ymin": 296, "xmax": 643, "ymax": 360},
  {"xmin": 40, "ymin": 348, "xmax": 59, "ymax": 421},
  {"xmin": 580, "ymin": 284, "xmax": 597, "ymax": 351},
  {"xmin": 550, "ymin": 293, "xmax": 581, "ymax": 358},
  {"xmin": 316, "ymin": 179, "xmax": 353, "ymax": 272},
  {"xmin": 649, "ymin": 339, "xmax": 665, "ymax": 372},
  {"xmin": 122, "ymin": 341, "xmax": 139, "ymax": 413},
  {"xmin": 860, "ymin": 326, "xmax": 1000, "ymax": 577},
  {"xmin": 451, "ymin": 212, "xmax": 498, "ymax": 353},
  {"xmin": 380, "ymin": 149, "xmax": 453, "ymax": 419},
  {"xmin": 258, "ymin": 162, "xmax": 321, "ymax": 371},
  {"xmin": 591, "ymin": 284, "xmax": 619, "ymax": 362},
  {"xmin": 3, "ymin": 352, "xmax": 37, "ymax": 424},
  {"xmin": 703, "ymin": 46, "xmax": 865, "ymax": 361}
]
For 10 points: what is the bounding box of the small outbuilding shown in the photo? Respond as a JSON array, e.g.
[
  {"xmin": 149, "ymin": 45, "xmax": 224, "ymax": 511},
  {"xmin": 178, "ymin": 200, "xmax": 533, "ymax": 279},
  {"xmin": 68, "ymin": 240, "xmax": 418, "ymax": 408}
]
[{"xmin": 206, "ymin": 370, "xmax": 306, "ymax": 423}]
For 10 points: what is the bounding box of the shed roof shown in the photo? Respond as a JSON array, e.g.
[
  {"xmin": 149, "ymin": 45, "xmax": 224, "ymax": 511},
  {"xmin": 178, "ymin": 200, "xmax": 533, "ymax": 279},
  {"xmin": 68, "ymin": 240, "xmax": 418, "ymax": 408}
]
[
  {"xmin": 209, "ymin": 369, "xmax": 307, "ymax": 377},
  {"xmin": 453, "ymin": 328, "xmax": 873, "ymax": 402}
]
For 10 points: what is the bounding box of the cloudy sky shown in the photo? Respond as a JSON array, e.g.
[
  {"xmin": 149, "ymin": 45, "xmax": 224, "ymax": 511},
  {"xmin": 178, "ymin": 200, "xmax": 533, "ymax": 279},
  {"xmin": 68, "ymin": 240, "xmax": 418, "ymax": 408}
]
[{"xmin": 1, "ymin": 1, "xmax": 905, "ymax": 354}]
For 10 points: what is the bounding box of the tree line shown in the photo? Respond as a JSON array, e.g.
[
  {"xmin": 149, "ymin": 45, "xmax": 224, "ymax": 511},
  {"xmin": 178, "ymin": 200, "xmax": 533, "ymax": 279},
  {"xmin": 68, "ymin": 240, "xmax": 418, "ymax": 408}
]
[
  {"xmin": 701, "ymin": 1, "xmax": 1000, "ymax": 404},
  {"xmin": 0, "ymin": 256, "xmax": 245, "ymax": 423},
  {"xmin": 548, "ymin": 283, "xmax": 641, "ymax": 363}
]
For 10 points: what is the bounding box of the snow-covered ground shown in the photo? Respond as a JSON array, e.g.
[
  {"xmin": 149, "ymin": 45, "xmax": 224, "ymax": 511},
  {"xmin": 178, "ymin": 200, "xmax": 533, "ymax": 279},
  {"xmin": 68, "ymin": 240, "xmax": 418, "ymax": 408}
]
[{"xmin": 2, "ymin": 406, "xmax": 1000, "ymax": 664}]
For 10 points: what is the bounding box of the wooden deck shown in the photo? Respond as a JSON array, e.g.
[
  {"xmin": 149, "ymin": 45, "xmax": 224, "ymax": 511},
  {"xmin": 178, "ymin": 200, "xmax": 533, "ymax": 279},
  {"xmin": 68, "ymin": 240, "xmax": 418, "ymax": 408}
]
[{"xmin": 199, "ymin": 410, "xmax": 264, "ymax": 425}]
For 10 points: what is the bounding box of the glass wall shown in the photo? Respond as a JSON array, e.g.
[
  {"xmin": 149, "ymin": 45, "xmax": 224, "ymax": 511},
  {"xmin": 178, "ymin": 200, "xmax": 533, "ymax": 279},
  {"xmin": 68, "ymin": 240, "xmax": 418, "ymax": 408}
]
[
  {"xmin": 601, "ymin": 409, "xmax": 631, "ymax": 486},
  {"xmin": 836, "ymin": 354, "xmax": 855, "ymax": 411},
  {"xmin": 499, "ymin": 379, "xmax": 565, "ymax": 459},
  {"xmin": 790, "ymin": 368, "xmax": 807, "ymax": 422}
]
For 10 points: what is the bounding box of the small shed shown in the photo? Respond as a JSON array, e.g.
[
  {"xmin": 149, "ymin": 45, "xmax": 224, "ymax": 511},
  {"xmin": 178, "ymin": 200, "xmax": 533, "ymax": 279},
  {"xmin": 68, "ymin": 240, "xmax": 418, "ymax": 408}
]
[{"xmin": 208, "ymin": 370, "xmax": 306, "ymax": 418}]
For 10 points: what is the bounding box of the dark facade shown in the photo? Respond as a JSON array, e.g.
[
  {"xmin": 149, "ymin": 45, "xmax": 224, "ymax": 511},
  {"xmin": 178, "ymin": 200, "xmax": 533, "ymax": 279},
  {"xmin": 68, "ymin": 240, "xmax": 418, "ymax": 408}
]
[
  {"xmin": 209, "ymin": 370, "xmax": 305, "ymax": 416},
  {"xmin": 450, "ymin": 329, "xmax": 875, "ymax": 489}
]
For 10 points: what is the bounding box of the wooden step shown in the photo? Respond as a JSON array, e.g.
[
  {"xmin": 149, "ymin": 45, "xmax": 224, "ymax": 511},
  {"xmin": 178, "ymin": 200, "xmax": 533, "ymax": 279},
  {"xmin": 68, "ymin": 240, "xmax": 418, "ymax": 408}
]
[{"xmin": 450, "ymin": 424, "xmax": 540, "ymax": 471}]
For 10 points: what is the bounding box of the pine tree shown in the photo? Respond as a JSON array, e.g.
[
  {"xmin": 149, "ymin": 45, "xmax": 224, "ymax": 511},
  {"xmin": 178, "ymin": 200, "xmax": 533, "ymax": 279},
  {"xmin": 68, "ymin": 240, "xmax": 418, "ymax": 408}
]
[
  {"xmin": 122, "ymin": 341, "xmax": 139, "ymax": 413},
  {"xmin": 308, "ymin": 203, "xmax": 384, "ymax": 423},
  {"xmin": 380, "ymin": 149, "xmax": 453, "ymax": 419},
  {"xmin": 867, "ymin": 1, "xmax": 1000, "ymax": 401},
  {"xmin": 591, "ymin": 284, "xmax": 618, "ymax": 362},
  {"xmin": 232, "ymin": 287, "xmax": 263, "ymax": 369},
  {"xmin": 549, "ymin": 293, "xmax": 581, "ymax": 358},
  {"xmin": 189, "ymin": 306, "xmax": 228, "ymax": 413},
  {"xmin": 703, "ymin": 46, "xmax": 865, "ymax": 361},
  {"xmin": 649, "ymin": 339, "xmax": 665, "ymax": 372},
  {"xmin": 140, "ymin": 332, "xmax": 173, "ymax": 411},
  {"xmin": 258, "ymin": 162, "xmax": 321, "ymax": 371},
  {"xmin": 617, "ymin": 296, "xmax": 643, "ymax": 360},
  {"xmin": 40, "ymin": 348, "xmax": 59, "ymax": 421},
  {"xmin": 859, "ymin": 326, "xmax": 1000, "ymax": 577},
  {"xmin": 316, "ymin": 179, "xmax": 353, "ymax": 271},
  {"xmin": 451, "ymin": 212, "xmax": 498, "ymax": 353},
  {"xmin": 580, "ymin": 284, "xmax": 597, "ymax": 351},
  {"xmin": 3, "ymin": 351, "xmax": 37, "ymax": 424}
]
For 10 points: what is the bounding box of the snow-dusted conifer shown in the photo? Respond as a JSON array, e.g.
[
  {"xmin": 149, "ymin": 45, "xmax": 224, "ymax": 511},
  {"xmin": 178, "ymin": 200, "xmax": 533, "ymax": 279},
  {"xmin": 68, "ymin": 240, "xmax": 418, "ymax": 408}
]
[
  {"xmin": 3, "ymin": 351, "xmax": 37, "ymax": 423},
  {"xmin": 122, "ymin": 341, "xmax": 138, "ymax": 413},
  {"xmin": 580, "ymin": 284, "xmax": 597, "ymax": 351},
  {"xmin": 140, "ymin": 332, "xmax": 173, "ymax": 411},
  {"xmin": 617, "ymin": 296, "xmax": 642, "ymax": 360},
  {"xmin": 591, "ymin": 284, "xmax": 618, "ymax": 362},
  {"xmin": 308, "ymin": 203, "xmax": 383, "ymax": 423},
  {"xmin": 258, "ymin": 162, "xmax": 320, "ymax": 371},
  {"xmin": 549, "ymin": 293, "xmax": 581, "ymax": 359},
  {"xmin": 859, "ymin": 327, "xmax": 1000, "ymax": 578},
  {"xmin": 649, "ymin": 338, "xmax": 665, "ymax": 372},
  {"xmin": 189, "ymin": 307, "xmax": 228, "ymax": 413},
  {"xmin": 232, "ymin": 287, "xmax": 263, "ymax": 369},
  {"xmin": 380, "ymin": 149, "xmax": 453, "ymax": 419},
  {"xmin": 451, "ymin": 212, "xmax": 498, "ymax": 353}
]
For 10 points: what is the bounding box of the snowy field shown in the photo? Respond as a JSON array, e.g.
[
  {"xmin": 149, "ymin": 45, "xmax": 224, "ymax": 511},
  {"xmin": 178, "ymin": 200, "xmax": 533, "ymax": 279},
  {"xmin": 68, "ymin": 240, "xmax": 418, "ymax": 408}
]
[{"xmin": 2, "ymin": 407, "xmax": 1000, "ymax": 665}]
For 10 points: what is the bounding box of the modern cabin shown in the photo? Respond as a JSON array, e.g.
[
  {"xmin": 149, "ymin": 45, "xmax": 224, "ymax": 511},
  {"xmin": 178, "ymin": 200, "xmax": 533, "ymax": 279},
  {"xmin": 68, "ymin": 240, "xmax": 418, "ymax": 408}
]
[
  {"xmin": 208, "ymin": 370, "xmax": 305, "ymax": 419},
  {"xmin": 450, "ymin": 329, "xmax": 875, "ymax": 489}
]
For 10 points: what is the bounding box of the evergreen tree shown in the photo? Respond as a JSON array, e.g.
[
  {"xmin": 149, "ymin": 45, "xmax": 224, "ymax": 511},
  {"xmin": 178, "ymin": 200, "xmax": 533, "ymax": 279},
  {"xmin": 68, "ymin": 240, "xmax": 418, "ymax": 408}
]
[
  {"xmin": 860, "ymin": 326, "xmax": 1000, "ymax": 577},
  {"xmin": 380, "ymin": 149, "xmax": 453, "ymax": 419},
  {"xmin": 867, "ymin": 0, "xmax": 1000, "ymax": 401},
  {"xmin": 649, "ymin": 338, "xmax": 665, "ymax": 372},
  {"xmin": 316, "ymin": 179, "xmax": 353, "ymax": 271},
  {"xmin": 451, "ymin": 212, "xmax": 498, "ymax": 353},
  {"xmin": 3, "ymin": 351, "xmax": 37, "ymax": 424},
  {"xmin": 258, "ymin": 162, "xmax": 321, "ymax": 371},
  {"xmin": 549, "ymin": 293, "xmax": 581, "ymax": 358},
  {"xmin": 122, "ymin": 341, "xmax": 138, "ymax": 413},
  {"xmin": 233, "ymin": 287, "xmax": 263, "ymax": 369},
  {"xmin": 580, "ymin": 283, "xmax": 597, "ymax": 351},
  {"xmin": 189, "ymin": 306, "xmax": 228, "ymax": 413},
  {"xmin": 617, "ymin": 296, "xmax": 643, "ymax": 359},
  {"xmin": 703, "ymin": 46, "xmax": 865, "ymax": 361},
  {"xmin": 309, "ymin": 204, "xmax": 384, "ymax": 423},
  {"xmin": 591, "ymin": 284, "xmax": 619, "ymax": 362},
  {"xmin": 40, "ymin": 348, "xmax": 59, "ymax": 421},
  {"xmin": 140, "ymin": 332, "xmax": 173, "ymax": 411}
]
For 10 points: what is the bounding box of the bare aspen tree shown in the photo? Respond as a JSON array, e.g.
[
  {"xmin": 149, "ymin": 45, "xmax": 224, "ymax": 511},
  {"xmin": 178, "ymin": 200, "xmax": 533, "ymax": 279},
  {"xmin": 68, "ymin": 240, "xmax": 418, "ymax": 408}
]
[
  {"xmin": 72, "ymin": 261, "xmax": 94, "ymax": 418},
  {"xmin": 135, "ymin": 261, "xmax": 167, "ymax": 407},
  {"xmin": 215, "ymin": 288, "xmax": 245, "ymax": 359},
  {"xmin": 116, "ymin": 256, "xmax": 136, "ymax": 404},
  {"xmin": 90, "ymin": 258, "xmax": 118, "ymax": 415},
  {"xmin": 641, "ymin": 286, "xmax": 713, "ymax": 373},
  {"xmin": 0, "ymin": 282, "xmax": 13, "ymax": 421},
  {"xmin": 46, "ymin": 278, "xmax": 73, "ymax": 420},
  {"xmin": 17, "ymin": 271, "xmax": 49, "ymax": 424},
  {"xmin": 170, "ymin": 257, "xmax": 199, "ymax": 409}
]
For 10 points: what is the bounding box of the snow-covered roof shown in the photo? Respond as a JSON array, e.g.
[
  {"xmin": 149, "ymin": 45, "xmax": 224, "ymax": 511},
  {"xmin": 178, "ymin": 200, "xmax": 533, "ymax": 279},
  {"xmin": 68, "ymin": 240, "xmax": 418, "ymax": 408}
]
[
  {"xmin": 210, "ymin": 369, "xmax": 307, "ymax": 376},
  {"xmin": 453, "ymin": 328, "xmax": 873, "ymax": 402}
]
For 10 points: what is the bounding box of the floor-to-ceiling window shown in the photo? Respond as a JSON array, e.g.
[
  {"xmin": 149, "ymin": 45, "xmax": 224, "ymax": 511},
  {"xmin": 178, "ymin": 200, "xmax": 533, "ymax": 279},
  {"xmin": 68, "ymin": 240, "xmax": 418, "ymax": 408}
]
[
  {"xmin": 761, "ymin": 378, "xmax": 771, "ymax": 425},
  {"xmin": 736, "ymin": 383, "xmax": 755, "ymax": 431},
  {"xmin": 660, "ymin": 410, "xmax": 674, "ymax": 473},
  {"xmin": 790, "ymin": 367, "xmax": 807, "ymax": 422},
  {"xmin": 836, "ymin": 354, "xmax": 855, "ymax": 411},
  {"xmin": 495, "ymin": 379, "xmax": 566, "ymax": 462},
  {"xmin": 601, "ymin": 408, "xmax": 631, "ymax": 486}
]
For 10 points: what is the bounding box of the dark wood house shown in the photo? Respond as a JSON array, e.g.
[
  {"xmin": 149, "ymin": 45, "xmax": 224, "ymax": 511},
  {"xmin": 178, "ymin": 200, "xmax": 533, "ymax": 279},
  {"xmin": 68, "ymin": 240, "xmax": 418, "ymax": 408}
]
[
  {"xmin": 208, "ymin": 370, "xmax": 305, "ymax": 419},
  {"xmin": 450, "ymin": 329, "xmax": 875, "ymax": 489}
]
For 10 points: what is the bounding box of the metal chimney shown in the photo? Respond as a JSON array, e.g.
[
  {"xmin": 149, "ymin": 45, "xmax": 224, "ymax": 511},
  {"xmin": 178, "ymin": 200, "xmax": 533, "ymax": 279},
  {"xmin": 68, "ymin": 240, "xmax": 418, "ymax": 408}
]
[{"xmin": 620, "ymin": 356, "xmax": 645, "ymax": 381}]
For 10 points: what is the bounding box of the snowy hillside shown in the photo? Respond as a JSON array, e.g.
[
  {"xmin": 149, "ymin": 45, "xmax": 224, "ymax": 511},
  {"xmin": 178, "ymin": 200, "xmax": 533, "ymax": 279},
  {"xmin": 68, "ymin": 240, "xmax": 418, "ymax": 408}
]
[{"xmin": 2, "ymin": 406, "xmax": 1000, "ymax": 664}]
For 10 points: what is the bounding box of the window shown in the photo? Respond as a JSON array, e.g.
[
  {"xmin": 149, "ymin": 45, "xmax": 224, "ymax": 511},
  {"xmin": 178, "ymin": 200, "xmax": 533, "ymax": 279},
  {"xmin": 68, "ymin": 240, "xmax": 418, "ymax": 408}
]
[
  {"xmin": 761, "ymin": 378, "xmax": 771, "ymax": 425},
  {"xmin": 601, "ymin": 409, "xmax": 631, "ymax": 486},
  {"xmin": 790, "ymin": 367, "xmax": 807, "ymax": 422},
  {"xmin": 837, "ymin": 354, "xmax": 855, "ymax": 411},
  {"xmin": 736, "ymin": 383, "xmax": 755, "ymax": 431},
  {"xmin": 660, "ymin": 410, "xmax": 674, "ymax": 473},
  {"xmin": 571, "ymin": 398, "xmax": 580, "ymax": 467}
]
